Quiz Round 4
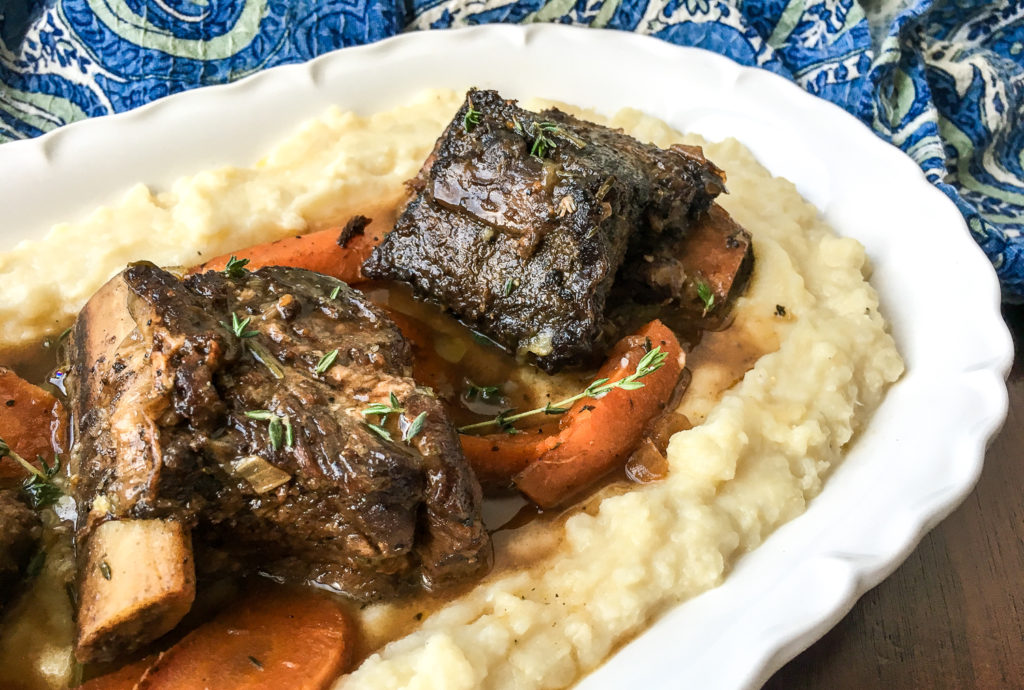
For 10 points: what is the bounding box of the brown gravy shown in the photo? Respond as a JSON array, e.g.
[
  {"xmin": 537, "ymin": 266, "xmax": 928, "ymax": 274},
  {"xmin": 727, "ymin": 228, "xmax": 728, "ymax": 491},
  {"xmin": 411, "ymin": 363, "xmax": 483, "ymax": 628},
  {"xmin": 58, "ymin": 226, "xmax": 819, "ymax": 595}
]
[{"xmin": 0, "ymin": 198, "xmax": 776, "ymax": 688}]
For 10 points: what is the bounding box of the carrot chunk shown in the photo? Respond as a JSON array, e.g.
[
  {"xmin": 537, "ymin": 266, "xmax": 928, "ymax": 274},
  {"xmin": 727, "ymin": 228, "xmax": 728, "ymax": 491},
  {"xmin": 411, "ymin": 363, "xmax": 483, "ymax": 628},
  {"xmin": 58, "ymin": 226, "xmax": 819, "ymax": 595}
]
[
  {"xmin": 133, "ymin": 588, "xmax": 354, "ymax": 690},
  {"xmin": 459, "ymin": 320, "xmax": 684, "ymax": 508},
  {"xmin": 460, "ymin": 432, "xmax": 561, "ymax": 489},
  {"xmin": 0, "ymin": 367, "xmax": 65, "ymax": 483},
  {"xmin": 191, "ymin": 221, "xmax": 381, "ymax": 284}
]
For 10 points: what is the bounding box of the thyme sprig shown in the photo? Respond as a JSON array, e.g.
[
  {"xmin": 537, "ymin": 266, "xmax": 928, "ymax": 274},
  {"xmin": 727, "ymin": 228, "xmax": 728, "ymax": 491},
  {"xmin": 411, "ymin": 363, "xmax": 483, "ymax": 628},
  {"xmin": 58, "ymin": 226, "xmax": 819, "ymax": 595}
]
[
  {"xmin": 244, "ymin": 410, "xmax": 295, "ymax": 451},
  {"xmin": 457, "ymin": 346, "xmax": 669, "ymax": 434},
  {"xmin": 696, "ymin": 281, "xmax": 715, "ymax": 317},
  {"xmin": 0, "ymin": 438, "xmax": 62, "ymax": 509},
  {"xmin": 528, "ymin": 121, "xmax": 559, "ymax": 158},
  {"xmin": 222, "ymin": 312, "xmax": 257, "ymax": 339},
  {"xmin": 465, "ymin": 382, "xmax": 501, "ymax": 402},
  {"xmin": 514, "ymin": 119, "xmax": 586, "ymax": 159},
  {"xmin": 361, "ymin": 392, "xmax": 403, "ymax": 442},
  {"xmin": 315, "ymin": 349, "xmax": 339, "ymax": 375},
  {"xmin": 361, "ymin": 392, "xmax": 403, "ymax": 419},
  {"xmin": 221, "ymin": 312, "xmax": 284, "ymax": 379},
  {"xmin": 464, "ymin": 106, "xmax": 482, "ymax": 132},
  {"xmin": 402, "ymin": 411, "xmax": 428, "ymax": 443},
  {"xmin": 223, "ymin": 256, "xmax": 250, "ymax": 278},
  {"xmin": 364, "ymin": 422, "xmax": 392, "ymax": 441},
  {"xmin": 360, "ymin": 393, "xmax": 428, "ymax": 444}
]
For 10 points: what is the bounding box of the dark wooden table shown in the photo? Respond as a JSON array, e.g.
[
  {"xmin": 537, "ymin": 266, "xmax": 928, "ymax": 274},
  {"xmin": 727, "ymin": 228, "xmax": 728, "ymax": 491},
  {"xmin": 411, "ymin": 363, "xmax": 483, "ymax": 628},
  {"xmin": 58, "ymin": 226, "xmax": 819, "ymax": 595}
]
[{"xmin": 766, "ymin": 304, "xmax": 1024, "ymax": 688}]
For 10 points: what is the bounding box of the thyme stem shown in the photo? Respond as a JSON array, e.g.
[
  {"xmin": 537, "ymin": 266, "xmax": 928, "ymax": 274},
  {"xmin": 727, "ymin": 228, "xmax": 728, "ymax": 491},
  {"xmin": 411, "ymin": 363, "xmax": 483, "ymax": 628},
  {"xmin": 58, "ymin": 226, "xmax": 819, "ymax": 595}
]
[
  {"xmin": 457, "ymin": 346, "xmax": 668, "ymax": 434},
  {"xmin": 0, "ymin": 439, "xmax": 46, "ymax": 481}
]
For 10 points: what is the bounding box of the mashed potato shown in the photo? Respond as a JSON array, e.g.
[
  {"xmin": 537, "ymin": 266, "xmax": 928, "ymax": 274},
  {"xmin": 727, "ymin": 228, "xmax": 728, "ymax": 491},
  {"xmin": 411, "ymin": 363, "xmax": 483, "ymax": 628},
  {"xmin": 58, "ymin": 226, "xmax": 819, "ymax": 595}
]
[{"xmin": 0, "ymin": 91, "xmax": 903, "ymax": 689}]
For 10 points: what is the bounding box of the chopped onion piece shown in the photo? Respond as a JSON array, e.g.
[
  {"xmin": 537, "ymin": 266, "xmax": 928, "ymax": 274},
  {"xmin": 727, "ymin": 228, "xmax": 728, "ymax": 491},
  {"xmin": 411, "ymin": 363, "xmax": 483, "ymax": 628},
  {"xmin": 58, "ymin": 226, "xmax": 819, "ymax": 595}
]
[{"xmin": 231, "ymin": 455, "xmax": 291, "ymax": 494}]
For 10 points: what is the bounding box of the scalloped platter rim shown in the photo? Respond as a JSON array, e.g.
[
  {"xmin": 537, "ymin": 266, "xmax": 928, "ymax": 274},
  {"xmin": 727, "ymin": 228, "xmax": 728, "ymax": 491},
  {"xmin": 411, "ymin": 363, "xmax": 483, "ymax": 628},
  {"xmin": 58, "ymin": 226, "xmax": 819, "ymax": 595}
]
[{"xmin": 0, "ymin": 24, "xmax": 1012, "ymax": 690}]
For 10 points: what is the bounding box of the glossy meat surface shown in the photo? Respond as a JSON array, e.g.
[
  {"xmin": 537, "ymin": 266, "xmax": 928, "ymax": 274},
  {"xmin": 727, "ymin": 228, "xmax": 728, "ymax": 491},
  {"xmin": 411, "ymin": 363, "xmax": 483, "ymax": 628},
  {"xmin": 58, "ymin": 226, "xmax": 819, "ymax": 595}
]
[
  {"xmin": 68, "ymin": 264, "xmax": 490, "ymax": 603},
  {"xmin": 364, "ymin": 89, "xmax": 727, "ymax": 372}
]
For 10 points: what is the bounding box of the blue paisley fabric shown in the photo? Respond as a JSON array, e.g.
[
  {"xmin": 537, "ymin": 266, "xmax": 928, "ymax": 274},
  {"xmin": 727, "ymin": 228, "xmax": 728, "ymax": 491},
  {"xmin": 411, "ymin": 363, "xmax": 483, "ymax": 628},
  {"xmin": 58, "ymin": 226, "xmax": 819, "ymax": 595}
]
[{"xmin": 1, "ymin": 0, "xmax": 1021, "ymax": 298}]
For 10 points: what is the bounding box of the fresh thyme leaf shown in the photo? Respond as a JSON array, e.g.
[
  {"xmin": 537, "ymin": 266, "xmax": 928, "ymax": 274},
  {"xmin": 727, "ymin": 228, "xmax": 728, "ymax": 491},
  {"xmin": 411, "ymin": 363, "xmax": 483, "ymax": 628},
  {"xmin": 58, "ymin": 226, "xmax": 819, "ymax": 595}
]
[
  {"xmin": 221, "ymin": 312, "xmax": 285, "ymax": 379},
  {"xmin": 495, "ymin": 409, "xmax": 520, "ymax": 434},
  {"xmin": 223, "ymin": 255, "xmax": 250, "ymax": 278},
  {"xmin": 523, "ymin": 120, "xmax": 585, "ymax": 159},
  {"xmin": 0, "ymin": 439, "xmax": 63, "ymax": 509},
  {"xmin": 528, "ymin": 122, "xmax": 558, "ymax": 159},
  {"xmin": 361, "ymin": 395, "xmax": 403, "ymax": 418},
  {"xmin": 457, "ymin": 347, "xmax": 668, "ymax": 434},
  {"xmin": 635, "ymin": 346, "xmax": 668, "ymax": 377},
  {"xmin": 222, "ymin": 312, "xmax": 258, "ymax": 339},
  {"xmin": 464, "ymin": 106, "xmax": 482, "ymax": 132},
  {"xmin": 268, "ymin": 417, "xmax": 284, "ymax": 451},
  {"xmin": 402, "ymin": 411, "xmax": 428, "ymax": 443},
  {"xmin": 503, "ymin": 277, "xmax": 518, "ymax": 297},
  {"xmin": 360, "ymin": 393, "xmax": 415, "ymax": 443},
  {"xmin": 696, "ymin": 281, "xmax": 715, "ymax": 316},
  {"xmin": 245, "ymin": 411, "xmax": 294, "ymax": 450},
  {"xmin": 365, "ymin": 422, "xmax": 393, "ymax": 442},
  {"xmin": 329, "ymin": 285, "xmax": 342, "ymax": 300},
  {"xmin": 22, "ymin": 472, "xmax": 62, "ymax": 509},
  {"xmin": 23, "ymin": 479, "xmax": 60, "ymax": 509},
  {"xmin": 39, "ymin": 455, "xmax": 59, "ymax": 479},
  {"xmin": 315, "ymin": 349, "xmax": 339, "ymax": 375},
  {"xmin": 466, "ymin": 382, "xmax": 501, "ymax": 401},
  {"xmin": 99, "ymin": 561, "xmax": 112, "ymax": 581}
]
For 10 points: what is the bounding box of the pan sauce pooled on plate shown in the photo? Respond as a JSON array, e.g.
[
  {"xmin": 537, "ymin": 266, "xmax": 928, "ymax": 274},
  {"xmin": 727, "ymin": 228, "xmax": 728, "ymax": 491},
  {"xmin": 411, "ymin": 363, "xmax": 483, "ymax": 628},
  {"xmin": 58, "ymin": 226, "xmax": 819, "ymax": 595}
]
[{"xmin": 0, "ymin": 89, "xmax": 903, "ymax": 690}]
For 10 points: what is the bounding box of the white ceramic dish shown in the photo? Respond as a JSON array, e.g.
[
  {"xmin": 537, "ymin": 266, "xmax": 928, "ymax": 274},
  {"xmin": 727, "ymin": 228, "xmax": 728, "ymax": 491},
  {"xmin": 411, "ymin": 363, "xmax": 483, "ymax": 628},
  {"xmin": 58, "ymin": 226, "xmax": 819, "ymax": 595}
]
[{"xmin": 0, "ymin": 24, "xmax": 1012, "ymax": 690}]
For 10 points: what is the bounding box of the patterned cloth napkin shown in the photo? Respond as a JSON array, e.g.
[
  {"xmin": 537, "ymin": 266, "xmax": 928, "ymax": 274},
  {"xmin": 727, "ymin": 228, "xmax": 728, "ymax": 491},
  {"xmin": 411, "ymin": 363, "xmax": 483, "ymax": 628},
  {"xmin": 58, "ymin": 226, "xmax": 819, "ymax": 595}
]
[{"xmin": 1, "ymin": 1, "xmax": 1021, "ymax": 298}]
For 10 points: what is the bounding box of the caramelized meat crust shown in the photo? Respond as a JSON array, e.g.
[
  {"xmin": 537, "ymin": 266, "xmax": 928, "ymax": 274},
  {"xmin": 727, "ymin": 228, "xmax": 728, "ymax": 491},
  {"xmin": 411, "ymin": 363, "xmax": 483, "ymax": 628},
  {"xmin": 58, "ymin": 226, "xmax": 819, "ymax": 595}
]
[
  {"xmin": 364, "ymin": 89, "xmax": 729, "ymax": 372},
  {"xmin": 69, "ymin": 264, "xmax": 490, "ymax": 610}
]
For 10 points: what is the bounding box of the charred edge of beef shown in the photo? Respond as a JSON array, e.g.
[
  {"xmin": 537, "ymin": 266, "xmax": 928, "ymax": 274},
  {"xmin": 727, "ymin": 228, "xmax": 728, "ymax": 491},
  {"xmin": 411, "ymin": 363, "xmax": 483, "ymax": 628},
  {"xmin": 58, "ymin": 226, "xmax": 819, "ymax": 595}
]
[
  {"xmin": 363, "ymin": 89, "xmax": 727, "ymax": 373},
  {"xmin": 69, "ymin": 263, "xmax": 491, "ymax": 609}
]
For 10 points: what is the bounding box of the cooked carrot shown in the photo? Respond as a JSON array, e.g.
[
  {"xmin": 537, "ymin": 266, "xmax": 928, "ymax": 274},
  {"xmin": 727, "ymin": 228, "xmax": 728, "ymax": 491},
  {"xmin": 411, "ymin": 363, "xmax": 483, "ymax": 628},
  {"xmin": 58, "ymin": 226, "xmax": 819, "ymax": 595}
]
[
  {"xmin": 460, "ymin": 432, "xmax": 561, "ymax": 489},
  {"xmin": 75, "ymin": 655, "xmax": 158, "ymax": 690},
  {"xmin": 191, "ymin": 220, "xmax": 382, "ymax": 284},
  {"xmin": 133, "ymin": 587, "xmax": 354, "ymax": 690},
  {"xmin": 464, "ymin": 320, "xmax": 684, "ymax": 509},
  {"xmin": 0, "ymin": 367, "xmax": 65, "ymax": 483}
]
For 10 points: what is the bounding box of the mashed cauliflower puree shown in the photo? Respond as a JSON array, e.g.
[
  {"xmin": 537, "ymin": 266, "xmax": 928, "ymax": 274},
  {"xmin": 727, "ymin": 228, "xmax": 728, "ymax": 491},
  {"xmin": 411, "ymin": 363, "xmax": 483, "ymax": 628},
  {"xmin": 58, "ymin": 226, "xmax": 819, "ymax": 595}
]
[{"xmin": 0, "ymin": 90, "xmax": 903, "ymax": 689}]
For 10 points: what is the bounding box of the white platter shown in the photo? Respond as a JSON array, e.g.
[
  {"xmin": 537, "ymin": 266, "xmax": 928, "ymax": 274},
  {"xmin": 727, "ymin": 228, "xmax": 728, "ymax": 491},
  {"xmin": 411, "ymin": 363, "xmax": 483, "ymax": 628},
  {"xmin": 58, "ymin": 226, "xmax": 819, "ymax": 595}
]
[{"xmin": 0, "ymin": 24, "xmax": 1012, "ymax": 690}]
